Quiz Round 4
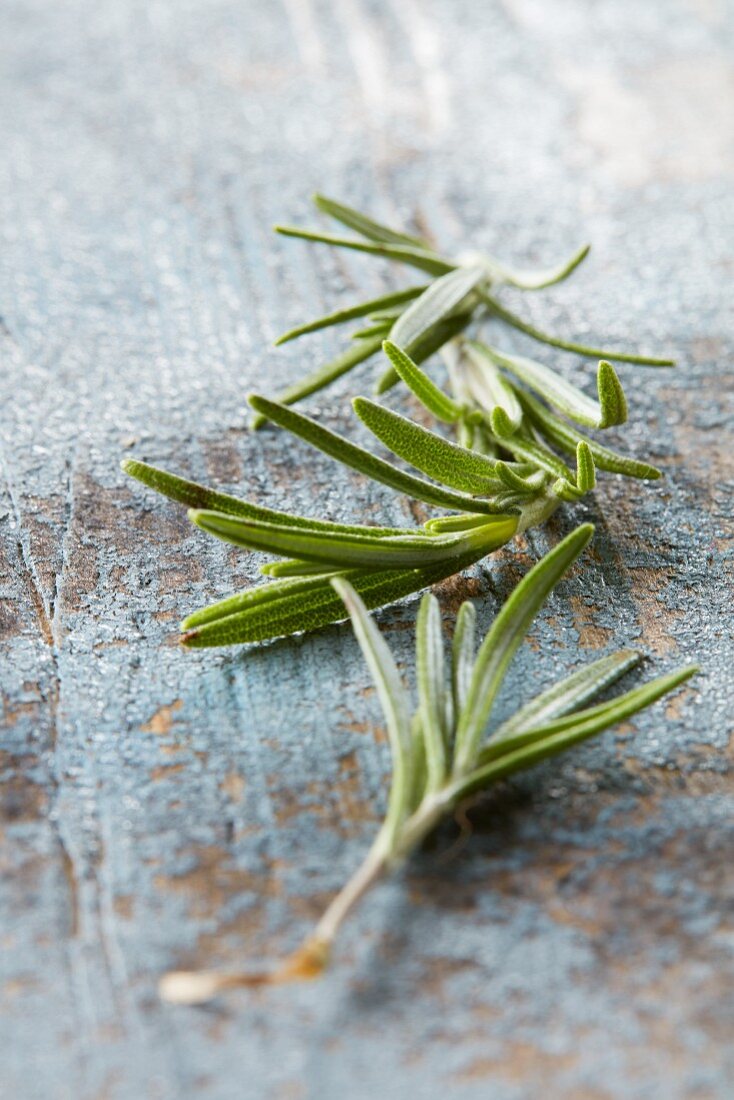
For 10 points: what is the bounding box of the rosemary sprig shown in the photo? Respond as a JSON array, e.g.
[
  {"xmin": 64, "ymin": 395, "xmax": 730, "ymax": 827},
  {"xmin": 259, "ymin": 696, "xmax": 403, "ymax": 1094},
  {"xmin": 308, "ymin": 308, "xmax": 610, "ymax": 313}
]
[
  {"xmin": 123, "ymin": 197, "xmax": 668, "ymax": 646},
  {"xmin": 159, "ymin": 525, "xmax": 697, "ymax": 1003}
]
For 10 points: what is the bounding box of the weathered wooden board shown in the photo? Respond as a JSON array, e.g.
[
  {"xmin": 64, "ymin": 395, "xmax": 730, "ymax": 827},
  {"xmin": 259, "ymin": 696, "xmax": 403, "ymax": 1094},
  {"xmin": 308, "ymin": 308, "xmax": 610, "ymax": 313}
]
[{"xmin": 1, "ymin": 1, "xmax": 732, "ymax": 1097}]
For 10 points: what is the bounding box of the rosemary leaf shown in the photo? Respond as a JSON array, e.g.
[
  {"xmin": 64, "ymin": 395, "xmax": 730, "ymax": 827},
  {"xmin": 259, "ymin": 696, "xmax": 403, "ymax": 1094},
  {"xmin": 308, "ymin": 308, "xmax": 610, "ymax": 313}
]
[
  {"xmin": 467, "ymin": 665, "xmax": 698, "ymax": 781},
  {"xmin": 331, "ymin": 577, "xmax": 414, "ymax": 839},
  {"xmin": 487, "ymin": 242, "xmax": 591, "ymax": 291},
  {"xmin": 416, "ymin": 593, "xmax": 449, "ymax": 789},
  {"xmin": 575, "ymin": 441, "xmax": 596, "ymax": 493},
  {"xmin": 451, "ymin": 599, "xmax": 477, "ymax": 719},
  {"xmin": 122, "ymin": 457, "xmax": 425, "ymax": 539},
  {"xmin": 478, "ymin": 289, "xmax": 675, "ymax": 366},
  {"xmin": 313, "ymin": 193, "xmax": 428, "ymax": 248},
  {"xmin": 353, "ymin": 397, "xmax": 502, "ymax": 495},
  {"xmin": 390, "ymin": 266, "xmax": 486, "ymax": 350},
  {"xmin": 274, "ymin": 225, "xmax": 454, "ymax": 277},
  {"xmin": 477, "ymin": 344, "xmax": 628, "ymax": 429},
  {"xmin": 517, "ymin": 389, "xmax": 662, "ymax": 480},
  {"xmin": 275, "ymin": 286, "xmax": 426, "ymax": 346},
  {"xmin": 181, "ymin": 546, "xmax": 505, "ymax": 646},
  {"xmin": 453, "ymin": 523, "xmax": 594, "ymax": 773},
  {"xmin": 490, "ymin": 407, "xmax": 575, "ymax": 482},
  {"xmin": 189, "ymin": 509, "xmax": 517, "ymax": 570},
  {"xmin": 491, "ymin": 650, "xmax": 642, "ymax": 740},
  {"xmin": 382, "ymin": 340, "xmax": 463, "ymax": 422},
  {"xmin": 248, "ymin": 395, "xmax": 512, "ymax": 515},
  {"xmin": 375, "ymin": 312, "xmax": 474, "ymax": 396},
  {"xmin": 463, "ymin": 341, "xmax": 524, "ymax": 430},
  {"xmin": 252, "ymin": 334, "xmax": 384, "ymax": 428}
]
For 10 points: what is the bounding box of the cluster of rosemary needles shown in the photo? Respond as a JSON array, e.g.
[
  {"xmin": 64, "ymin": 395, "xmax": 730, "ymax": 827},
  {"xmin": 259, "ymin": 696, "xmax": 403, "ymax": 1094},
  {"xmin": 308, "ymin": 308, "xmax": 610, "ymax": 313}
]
[{"xmin": 123, "ymin": 194, "xmax": 696, "ymax": 1003}]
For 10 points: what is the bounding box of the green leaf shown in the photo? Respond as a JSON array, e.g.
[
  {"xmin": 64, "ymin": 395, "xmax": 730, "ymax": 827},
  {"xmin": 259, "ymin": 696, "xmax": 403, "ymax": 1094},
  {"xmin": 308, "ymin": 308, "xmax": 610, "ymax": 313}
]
[
  {"xmin": 477, "ymin": 345, "xmax": 628, "ymax": 429},
  {"xmin": 517, "ymin": 390, "xmax": 662, "ymax": 480},
  {"xmin": 490, "ymin": 650, "xmax": 642, "ymax": 741},
  {"xmin": 575, "ymin": 442, "xmax": 596, "ymax": 493},
  {"xmin": 252, "ymin": 333, "xmax": 384, "ymax": 428},
  {"xmin": 376, "ymin": 311, "xmax": 474, "ymax": 397},
  {"xmin": 275, "ymin": 225, "xmax": 454, "ymax": 277},
  {"xmin": 351, "ymin": 322, "xmax": 394, "ymax": 341},
  {"xmin": 261, "ymin": 559, "xmax": 339, "ymax": 577},
  {"xmin": 122, "ymin": 458, "xmax": 406, "ymax": 536},
  {"xmin": 183, "ymin": 569, "xmax": 354, "ymax": 629},
  {"xmin": 313, "ymin": 193, "xmax": 428, "ymax": 248},
  {"xmin": 353, "ymin": 397, "xmax": 502, "ymax": 495},
  {"xmin": 478, "ymin": 289, "xmax": 675, "ymax": 366},
  {"xmin": 275, "ymin": 286, "xmax": 426, "ymax": 346},
  {"xmin": 382, "ymin": 341, "xmax": 463, "ymax": 423},
  {"xmin": 490, "ymin": 408, "xmax": 575, "ymax": 482},
  {"xmin": 424, "ymin": 514, "xmax": 496, "ymax": 534},
  {"xmin": 452, "ymin": 523, "xmax": 594, "ymax": 774},
  {"xmin": 248, "ymin": 394, "xmax": 510, "ymax": 515},
  {"xmin": 451, "ymin": 600, "xmax": 476, "ymax": 720},
  {"xmin": 180, "ymin": 545, "xmax": 510, "ymax": 646},
  {"xmin": 391, "ymin": 266, "xmax": 486, "ymax": 350},
  {"xmin": 486, "ymin": 242, "xmax": 591, "ymax": 291},
  {"xmin": 462, "ymin": 341, "xmax": 524, "ymax": 431},
  {"xmin": 464, "ymin": 665, "xmax": 698, "ymax": 784},
  {"xmin": 332, "ymin": 577, "xmax": 414, "ymax": 839},
  {"xmin": 189, "ymin": 509, "xmax": 517, "ymax": 571},
  {"xmin": 416, "ymin": 593, "xmax": 449, "ymax": 790}
]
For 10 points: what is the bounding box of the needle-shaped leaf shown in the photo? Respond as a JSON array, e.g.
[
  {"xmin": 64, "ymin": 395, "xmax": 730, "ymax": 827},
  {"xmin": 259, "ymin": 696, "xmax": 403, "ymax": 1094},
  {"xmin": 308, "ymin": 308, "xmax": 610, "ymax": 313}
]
[
  {"xmin": 575, "ymin": 441, "xmax": 596, "ymax": 493},
  {"xmin": 462, "ymin": 341, "xmax": 524, "ymax": 431},
  {"xmin": 452, "ymin": 523, "xmax": 594, "ymax": 774},
  {"xmin": 490, "ymin": 650, "xmax": 642, "ymax": 741},
  {"xmin": 382, "ymin": 341, "xmax": 463, "ymax": 422},
  {"xmin": 274, "ymin": 225, "xmax": 454, "ymax": 277},
  {"xmin": 478, "ymin": 289, "xmax": 675, "ymax": 366},
  {"xmin": 332, "ymin": 577, "xmax": 414, "ymax": 839},
  {"xmin": 351, "ymin": 322, "xmax": 394, "ymax": 340},
  {"xmin": 477, "ymin": 345, "xmax": 628, "ymax": 429},
  {"xmin": 468, "ymin": 665, "xmax": 698, "ymax": 774},
  {"xmin": 353, "ymin": 397, "xmax": 502, "ymax": 495},
  {"xmin": 454, "ymin": 665, "xmax": 696, "ymax": 800},
  {"xmin": 313, "ymin": 193, "xmax": 428, "ymax": 248},
  {"xmin": 516, "ymin": 389, "xmax": 662, "ymax": 480},
  {"xmin": 189, "ymin": 509, "xmax": 517, "ymax": 571},
  {"xmin": 248, "ymin": 395, "xmax": 509, "ymax": 515},
  {"xmin": 122, "ymin": 458, "xmax": 405, "ymax": 536},
  {"xmin": 375, "ymin": 312, "xmax": 474, "ymax": 396},
  {"xmin": 494, "ymin": 462, "xmax": 545, "ymax": 495},
  {"xmin": 451, "ymin": 600, "xmax": 476, "ymax": 721},
  {"xmin": 180, "ymin": 544, "xmax": 510, "ymax": 646},
  {"xmin": 416, "ymin": 593, "xmax": 448, "ymax": 790},
  {"xmin": 261, "ymin": 559, "xmax": 340, "ymax": 577},
  {"xmin": 252, "ymin": 333, "xmax": 384, "ymax": 427},
  {"xmin": 390, "ymin": 266, "xmax": 486, "ymax": 350},
  {"xmin": 485, "ymin": 242, "xmax": 591, "ymax": 290},
  {"xmin": 491, "ymin": 407, "xmax": 574, "ymax": 482},
  {"xmin": 275, "ymin": 286, "xmax": 426, "ymax": 346},
  {"xmin": 425, "ymin": 514, "xmax": 497, "ymax": 534}
]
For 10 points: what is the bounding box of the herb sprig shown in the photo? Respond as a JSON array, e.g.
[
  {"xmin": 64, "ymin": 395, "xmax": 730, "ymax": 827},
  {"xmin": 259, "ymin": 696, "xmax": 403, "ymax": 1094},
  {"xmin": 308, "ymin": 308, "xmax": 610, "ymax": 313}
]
[
  {"xmin": 124, "ymin": 196, "xmax": 671, "ymax": 647},
  {"xmin": 159, "ymin": 525, "xmax": 696, "ymax": 1004}
]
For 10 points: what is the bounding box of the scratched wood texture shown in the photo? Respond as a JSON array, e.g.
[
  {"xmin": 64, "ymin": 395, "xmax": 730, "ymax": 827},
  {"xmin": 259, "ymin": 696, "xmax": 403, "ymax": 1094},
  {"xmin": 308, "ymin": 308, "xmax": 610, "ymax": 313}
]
[{"xmin": 1, "ymin": 1, "xmax": 733, "ymax": 1097}]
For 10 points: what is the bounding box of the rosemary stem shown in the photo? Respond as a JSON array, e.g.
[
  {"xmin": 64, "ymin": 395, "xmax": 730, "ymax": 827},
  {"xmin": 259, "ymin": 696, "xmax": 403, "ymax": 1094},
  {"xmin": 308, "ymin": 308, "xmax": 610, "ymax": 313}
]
[
  {"xmin": 515, "ymin": 491, "xmax": 560, "ymax": 533},
  {"xmin": 312, "ymin": 830, "xmax": 391, "ymax": 947},
  {"xmin": 312, "ymin": 788, "xmax": 457, "ymax": 955}
]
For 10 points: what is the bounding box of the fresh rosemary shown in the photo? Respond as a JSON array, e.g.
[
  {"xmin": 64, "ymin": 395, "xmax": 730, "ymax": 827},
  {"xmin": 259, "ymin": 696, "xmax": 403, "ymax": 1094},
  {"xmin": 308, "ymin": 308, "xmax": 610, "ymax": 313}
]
[
  {"xmin": 123, "ymin": 196, "xmax": 670, "ymax": 645},
  {"xmin": 121, "ymin": 196, "xmax": 698, "ymax": 1001},
  {"xmin": 159, "ymin": 525, "xmax": 696, "ymax": 1004}
]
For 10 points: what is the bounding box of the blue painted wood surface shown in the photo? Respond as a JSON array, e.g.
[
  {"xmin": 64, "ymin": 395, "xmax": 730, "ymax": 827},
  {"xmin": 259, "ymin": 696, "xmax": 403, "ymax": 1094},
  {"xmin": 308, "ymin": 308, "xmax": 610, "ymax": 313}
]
[{"xmin": 1, "ymin": 1, "xmax": 732, "ymax": 1097}]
